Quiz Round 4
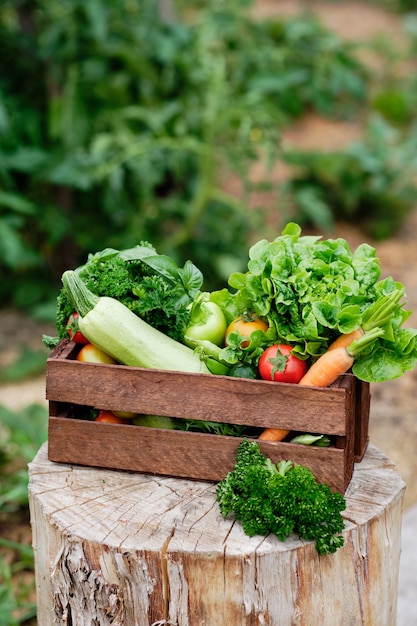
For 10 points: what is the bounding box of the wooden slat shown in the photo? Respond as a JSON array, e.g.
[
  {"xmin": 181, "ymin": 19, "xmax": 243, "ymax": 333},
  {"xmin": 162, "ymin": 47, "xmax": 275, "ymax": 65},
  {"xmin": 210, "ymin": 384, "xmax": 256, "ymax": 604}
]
[
  {"xmin": 46, "ymin": 341, "xmax": 352, "ymax": 435},
  {"xmin": 354, "ymin": 378, "xmax": 371, "ymax": 461},
  {"xmin": 48, "ymin": 415, "xmax": 348, "ymax": 492}
]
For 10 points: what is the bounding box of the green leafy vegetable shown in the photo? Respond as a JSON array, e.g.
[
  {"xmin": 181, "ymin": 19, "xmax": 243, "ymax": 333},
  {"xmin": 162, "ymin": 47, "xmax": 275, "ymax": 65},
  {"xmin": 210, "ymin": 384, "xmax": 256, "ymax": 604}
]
[
  {"xmin": 290, "ymin": 434, "xmax": 331, "ymax": 446},
  {"xmin": 55, "ymin": 243, "xmax": 203, "ymax": 342},
  {"xmin": 211, "ymin": 222, "xmax": 417, "ymax": 382},
  {"xmin": 175, "ymin": 420, "xmax": 251, "ymax": 437},
  {"xmin": 216, "ymin": 439, "xmax": 346, "ymax": 555}
]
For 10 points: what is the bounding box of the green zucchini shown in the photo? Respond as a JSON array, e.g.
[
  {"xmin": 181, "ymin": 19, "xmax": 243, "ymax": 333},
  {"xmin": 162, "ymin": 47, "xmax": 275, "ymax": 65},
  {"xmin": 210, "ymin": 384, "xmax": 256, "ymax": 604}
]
[{"xmin": 62, "ymin": 270, "xmax": 210, "ymax": 374}]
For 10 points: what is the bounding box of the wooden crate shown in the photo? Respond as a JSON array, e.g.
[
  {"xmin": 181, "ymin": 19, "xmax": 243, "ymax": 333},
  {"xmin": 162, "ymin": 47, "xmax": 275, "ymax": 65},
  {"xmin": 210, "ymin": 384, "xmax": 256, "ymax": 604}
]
[
  {"xmin": 46, "ymin": 340, "xmax": 370, "ymax": 493},
  {"xmin": 353, "ymin": 377, "xmax": 371, "ymax": 462}
]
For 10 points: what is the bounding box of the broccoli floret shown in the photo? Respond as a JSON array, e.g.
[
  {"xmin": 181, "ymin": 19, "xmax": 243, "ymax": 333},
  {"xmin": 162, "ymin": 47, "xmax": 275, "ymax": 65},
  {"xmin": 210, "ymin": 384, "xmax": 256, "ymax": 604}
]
[{"xmin": 216, "ymin": 439, "xmax": 346, "ymax": 555}]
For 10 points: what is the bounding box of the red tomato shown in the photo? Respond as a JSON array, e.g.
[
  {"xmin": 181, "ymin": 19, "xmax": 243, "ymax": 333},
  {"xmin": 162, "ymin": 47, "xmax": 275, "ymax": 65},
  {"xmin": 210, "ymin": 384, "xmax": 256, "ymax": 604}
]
[
  {"xmin": 258, "ymin": 344, "xmax": 307, "ymax": 384},
  {"xmin": 66, "ymin": 312, "xmax": 89, "ymax": 344},
  {"xmin": 95, "ymin": 410, "xmax": 127, "ymax": 424},
  {"xmin": 225, "ymin": 315, "xmax": 268, "ymax": 348},
  {"xmin": 76, "ymin": 343, "xmax": 118, "ymax": 364}
]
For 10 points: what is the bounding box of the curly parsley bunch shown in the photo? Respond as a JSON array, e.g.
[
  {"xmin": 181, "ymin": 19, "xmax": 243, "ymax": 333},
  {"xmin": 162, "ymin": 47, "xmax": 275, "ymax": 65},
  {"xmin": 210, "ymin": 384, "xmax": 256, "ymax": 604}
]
[{"xmin": 216, "ymin": 439, "xmax": 346, "ymax": 555}]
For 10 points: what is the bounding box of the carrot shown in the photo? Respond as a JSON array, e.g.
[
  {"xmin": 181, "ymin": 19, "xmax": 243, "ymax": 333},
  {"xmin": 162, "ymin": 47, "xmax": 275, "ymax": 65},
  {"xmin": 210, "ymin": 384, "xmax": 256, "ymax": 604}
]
[
  {"xmin": 298, "ymin": 326, "xmax": 384, "ymax": 388},
  {"xmin": 257, "ymin": 329, "xmax": 383, "ymax": 442},
  {"xmin": 258, "ymin": 427, "xmax": 290, "ymax": 442},
  {"xmin": 327, "ymin": 327, "xmax": 364, "ymax": 351},
  {"xmin": 298, "ymin": 346, "xmax": 355, "ymax": 387},
  {"xmin": 328, "ymin": 289, "xmax": 403, "ymax": 353},
  {"xmin": 259, "ymin": 327, "xmax": 385, "ymax": 440},
  {"xmin": 258, "ymin": 296, "xmax": 396, "ymax": 441}
]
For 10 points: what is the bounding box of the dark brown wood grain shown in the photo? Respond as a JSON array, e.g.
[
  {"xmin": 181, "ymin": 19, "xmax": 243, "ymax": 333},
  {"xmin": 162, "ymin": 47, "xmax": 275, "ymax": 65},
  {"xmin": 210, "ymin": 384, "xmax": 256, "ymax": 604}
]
[
  {"xmin": 48, "ymin": 414, "xmax": 348, "ymax": 491},
  {"xmin": 46, "ymin": 341, "xmax": 353, "ymax": 433},
  {"xmin": 354, "ymin": 378, "xmax": 371, "ymax": 461}
]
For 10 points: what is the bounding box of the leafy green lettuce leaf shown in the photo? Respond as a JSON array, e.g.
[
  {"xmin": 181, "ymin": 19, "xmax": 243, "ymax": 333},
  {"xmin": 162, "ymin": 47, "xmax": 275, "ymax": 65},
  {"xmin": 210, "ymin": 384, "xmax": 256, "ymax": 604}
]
[
  {"xmin": 353, "ymin": 328, "xmax": 417, "ymax": 382},
  {"xmin": 212, "ymin": 222, "xmax": 417, "ymax": 382}
]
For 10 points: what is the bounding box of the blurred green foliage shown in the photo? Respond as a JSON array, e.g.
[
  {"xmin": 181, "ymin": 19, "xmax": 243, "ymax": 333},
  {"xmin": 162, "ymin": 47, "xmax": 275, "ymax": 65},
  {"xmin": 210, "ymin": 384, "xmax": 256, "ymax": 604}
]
[
  {"xmin": 378, "ymin": 0, "xmax": 417, "ymax": 11},
  {"xmin": 0, "ymin": 404, "xmax": 47, "ymax": 624},
  {"xmin": 0, "ymin": 404, "xmax": 48, "ymax": 511},
  {"xmin": 1, "ymin": 0, "xmax": 417, "ymax": 318},
  {"xmin": 0, "ymin": 0, "xmax": 369, "ymax": 313},
  {"xmin": 282, "ymin": 115, "xmax": 417, "ymax": 238},
  {"xmin": 0, "ymin": 346, "xmax": 47, "ymax": 383},
  {"xmin": 0, "ymin": 538, "xmax": 36, "ymax": 626},
  {"xmin": 0, "ymin": 4, "xmax": 416, "ymax": 623}
]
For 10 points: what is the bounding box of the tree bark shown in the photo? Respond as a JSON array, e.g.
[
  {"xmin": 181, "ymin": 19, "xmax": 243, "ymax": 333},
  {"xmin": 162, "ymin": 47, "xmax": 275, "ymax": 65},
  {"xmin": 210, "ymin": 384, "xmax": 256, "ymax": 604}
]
[{"xmin": 29, "ymin": 442, "xmax": 405, "ymax": 626}]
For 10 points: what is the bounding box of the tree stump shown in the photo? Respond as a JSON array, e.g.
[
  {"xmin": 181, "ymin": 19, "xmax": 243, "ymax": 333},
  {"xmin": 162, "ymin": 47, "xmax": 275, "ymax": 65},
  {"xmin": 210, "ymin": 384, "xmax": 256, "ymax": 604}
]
[{"xmin": 28, "ymin": 442, "xmax": 405, "ymax": 626}]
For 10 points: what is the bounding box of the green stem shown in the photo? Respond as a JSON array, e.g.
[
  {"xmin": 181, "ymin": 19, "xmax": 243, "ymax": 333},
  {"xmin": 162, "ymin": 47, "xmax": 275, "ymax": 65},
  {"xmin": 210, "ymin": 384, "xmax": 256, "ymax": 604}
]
[
  {"xmin": 183, "ymin": 335, "xmax": 229, "ymax": 363},
  {"xmin": 361, "ymin": 289, "xmax": 403, "ymax": 331},
  {"xmin": 163, "ymin": 135, "xmax": 215, "ymax": 251},
  {"xmin": 62, "ymin": 270, "xmax": 99, "ymax": 317},
  {"xmin": 347, "ymin": 326, "xmax": 385, "ymax": 358}
]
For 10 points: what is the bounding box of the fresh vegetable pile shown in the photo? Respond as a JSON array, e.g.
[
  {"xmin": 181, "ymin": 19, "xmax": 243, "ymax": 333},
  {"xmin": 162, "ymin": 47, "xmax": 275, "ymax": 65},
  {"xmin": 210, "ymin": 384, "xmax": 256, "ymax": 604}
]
[
  {"xmin": 45, "ymin": 222, "xmax": 417, "ymax": 554},
  {"xmin": 61, "ymin": 270, "xmax": 209, "ymax": 374},
  {"xmin": 46, "ymin": 221, "xmax": 417, "ymax": 430},
  {"xmin": 48, "ymin": 223, "xmax": 417, "ymax": 386}
]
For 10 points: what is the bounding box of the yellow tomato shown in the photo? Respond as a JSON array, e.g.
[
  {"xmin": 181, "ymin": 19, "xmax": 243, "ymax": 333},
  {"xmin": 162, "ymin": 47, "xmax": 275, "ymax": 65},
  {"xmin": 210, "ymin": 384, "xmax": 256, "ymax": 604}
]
[
  {"xmin": 76, "ymin": 343, "xmax": 117, "ymax": 364},
  {"xmin": 113, "ymin": 410, "xmax": 137, "ymax": 419},
  {"xmin": 225, "ymin": 315, "xmax": 268, "ymax": 348}
]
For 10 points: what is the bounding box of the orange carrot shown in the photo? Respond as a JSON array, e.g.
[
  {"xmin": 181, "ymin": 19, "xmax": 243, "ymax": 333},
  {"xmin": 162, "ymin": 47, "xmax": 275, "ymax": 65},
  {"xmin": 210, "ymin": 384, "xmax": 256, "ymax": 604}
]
[
  {"xmin": 327, "ymin": 289, "xmax": 402, "ymax": 352},
  {"xmin": 298, "ymin": 346, "xmax": 354, "ymax": 387},
  {"xmin": 299, "ymin": 326, "xmax": 384, "ymax": 388},
  {"xmin": 258, "ymin": 427, "xmax": 290, "ymax": 442},
  {"xmin": 259, "ymin": 349, "xmax": 354, "ymax": 440},
  {"xmin": 258, "ymin": 327, "xmax": 384, "ymax": 441},
  {"xmin": 327, "ymin": 327, "xmax": 364, "ymax": 351}
]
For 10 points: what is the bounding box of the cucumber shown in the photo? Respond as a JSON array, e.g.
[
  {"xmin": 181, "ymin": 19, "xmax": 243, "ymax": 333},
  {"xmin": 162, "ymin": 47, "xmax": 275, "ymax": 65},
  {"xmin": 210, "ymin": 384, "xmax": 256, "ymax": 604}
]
[{"xmin": 62, "ymin": 270, "xmax": 210, "ymax": 374}]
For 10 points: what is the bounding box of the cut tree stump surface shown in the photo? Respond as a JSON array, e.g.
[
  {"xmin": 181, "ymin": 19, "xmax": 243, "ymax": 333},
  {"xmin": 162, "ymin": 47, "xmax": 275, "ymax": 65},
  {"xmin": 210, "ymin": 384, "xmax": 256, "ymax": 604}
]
[{"xmin": 29, "ymin": 442, "xmax": 405, "ymax": 626}]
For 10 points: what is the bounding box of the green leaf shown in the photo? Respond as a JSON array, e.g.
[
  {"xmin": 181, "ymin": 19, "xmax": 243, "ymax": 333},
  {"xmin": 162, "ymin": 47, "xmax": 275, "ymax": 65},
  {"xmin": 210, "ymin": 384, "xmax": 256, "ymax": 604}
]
[
  {"xmin": 353, "ymin": 329, "xmax": 417, "ymax": 382},
  {"xmin": 0, "ymin": 192, "xmax": 35, "ymax": 214},
  {"xmin": 180, "ymin": 259, "xmax": 204, "ymax": 296},
  {"xmin": 0, "ymin": 220, "xmax": 40, "ymax": 269},
  {"xmin": 4, "ymin": 147, "xmax": 49, "ymax": 173}
]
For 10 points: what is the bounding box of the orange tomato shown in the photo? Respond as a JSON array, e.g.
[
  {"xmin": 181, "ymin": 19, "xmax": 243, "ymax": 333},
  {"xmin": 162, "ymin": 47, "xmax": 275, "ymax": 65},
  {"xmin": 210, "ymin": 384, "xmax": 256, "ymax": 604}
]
[
  {"xmin": 76, "ymin": 343, "xmax": 117, "ymax": 364},
  {"xmin": 225, "ymin": 315, "xmax": 268, "ymax": 348},
  {"xmin": 94, "ymin": 410, "xmax": 128, "ymax": 424}
]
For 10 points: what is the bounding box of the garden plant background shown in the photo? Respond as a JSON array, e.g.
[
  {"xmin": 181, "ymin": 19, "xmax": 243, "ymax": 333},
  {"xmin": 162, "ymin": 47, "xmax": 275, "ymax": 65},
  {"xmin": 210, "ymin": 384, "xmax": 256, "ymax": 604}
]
[{"xmin": 1, "ymin": 0, "xmax": 417, "ymax": 623}]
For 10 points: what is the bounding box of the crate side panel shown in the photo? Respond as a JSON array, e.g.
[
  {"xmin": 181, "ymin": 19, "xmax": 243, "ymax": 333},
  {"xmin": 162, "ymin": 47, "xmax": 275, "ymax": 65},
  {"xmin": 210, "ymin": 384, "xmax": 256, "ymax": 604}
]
[
  {"xmin": 46, "ymin": 359, "xmax": 351, "ymax": 435},
  {"xmin": 49, "ymin": 339, "xmax": 77, "ymax": 360},
  {"xmin": 48, "ymin": 416, "xmax": 347, "ymax": 492},
  {"xmin": 354, "ymin": 379, "xmax": 371, "ymax": 461},
  {"xmin": 342, "ymin": 376, "xmax": 356, "ymax": 489}
]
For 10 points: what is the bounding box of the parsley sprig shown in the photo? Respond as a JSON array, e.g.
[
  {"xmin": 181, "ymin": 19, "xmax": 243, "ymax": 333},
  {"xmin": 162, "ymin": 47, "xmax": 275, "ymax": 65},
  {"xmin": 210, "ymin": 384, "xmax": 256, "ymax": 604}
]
[{"xmin": 216, "ymin": 439, "xmax": 346, "ymax": 555}]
